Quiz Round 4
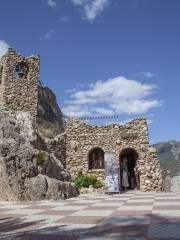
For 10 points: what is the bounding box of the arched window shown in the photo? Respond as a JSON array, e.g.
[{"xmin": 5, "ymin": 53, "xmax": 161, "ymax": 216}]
[
  {"xmin": 15, "ymin": 61, "xmax": 29, "ymax": 79},
  {"xmin": 88, "ymin": 148, "xmax": 105, "ymax": 170}
]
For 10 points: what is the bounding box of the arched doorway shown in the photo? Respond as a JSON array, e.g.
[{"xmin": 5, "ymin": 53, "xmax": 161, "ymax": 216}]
[{"xmin": 119, "ymin": 148, "xmax": 139, "ymax": 190}]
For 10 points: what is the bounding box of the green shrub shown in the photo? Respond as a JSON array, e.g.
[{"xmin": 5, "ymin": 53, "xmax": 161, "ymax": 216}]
[
  {"xmin": 93, "ymin": 180, "xmax": 103, "ymax": 189},
  {"xmin": 74, "ymin": 175, "xmax": 103, "ymax": 190},
  {"xmin": 36, "ymin": 151, "xmax": 48, "ymax": 166}
]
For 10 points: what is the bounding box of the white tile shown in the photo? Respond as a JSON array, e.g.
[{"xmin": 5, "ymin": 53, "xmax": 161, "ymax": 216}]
[
  {"xmin": 152, "ymin": 210, "xmax": 180, "ymax": 217},
  {"xmin": 118, "ymin": 206, "xmax": 153, "ymax": 211},
  {"xmin": 5, "ymin": 209, "xmax": 45, "ymax": 215},
  {"xmin": 154, "ymin": 201, "xmax": 180, "ymax": 206},
  {"xmin": 155, "ymin": 197, "xmax": 180, "ymax": 200},
  {"xmin": 116, "ymin": 194, "xmax": 135, "ymax": 197},
  {"xmin": 82, "ymin": 195, "xmax": 108, "ymax": 199},
  {"xmin": 20, "ymin": 214, "xmax": 65, "ymax": 224},
  {"xmin": 51, "ymin": 205, "xmax": 87, "ymax": 210},
  {"xmin": 155, "ymin": 193, "xmax": 178, "ymax": 196},
  {"xmin": 0, "ymin": 201, "xmax": 18, "ymax": 205},
  {"xmin": 106, "ymin": 197, "xmax": 130, "ymax": 201},
  {"xmin": 136, "ymin": 192, "xmax": 155, "ymax": 195},
  {"xmin": 127, "ymin": 199, "xmax": 154, "ymax": 203},
  {"xmin": 39, "ymin": 201, "xmax": 68, "ymax": 206},
  {"xmin": 59, "ymin": 224, "xmax": 95, "ymax": 229},
  {"xmin": 133, "ymin": 195, "xmax": 155, "ymax": 198},
  {"xmin": 75, "ymin": 200, "xmax": 101, "ymax": 204},
  {"xmin": 93, "ymin": 202, "xmax": 123, "ymax": 207},
  {"xmin": 0, "ymin": 204, "xmax": 30, "ymax": 209}
]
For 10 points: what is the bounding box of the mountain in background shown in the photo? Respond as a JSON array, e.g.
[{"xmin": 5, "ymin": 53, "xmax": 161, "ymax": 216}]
[{"xmin": 153, "ymin": 141, "xmax": 180, "ymax": 176}]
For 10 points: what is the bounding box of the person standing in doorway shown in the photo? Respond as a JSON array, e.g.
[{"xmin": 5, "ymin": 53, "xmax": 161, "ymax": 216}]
[
  {"xmin": 121, "ymin": 158, "xmax": 129, "ymax": 191},
  {"xmin": 134, "ymin": 166, "xmax": 140, "ymax": 190}
]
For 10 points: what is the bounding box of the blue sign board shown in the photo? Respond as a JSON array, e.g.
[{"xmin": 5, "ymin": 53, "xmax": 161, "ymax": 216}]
[{"xmin": 104, "ymin": 154, "xmax": 119, "ymax": 193}]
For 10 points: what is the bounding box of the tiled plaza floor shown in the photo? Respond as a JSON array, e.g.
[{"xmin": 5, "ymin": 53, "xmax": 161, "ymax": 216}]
[{"xmin": 0, "ymin": 191, "xmax": 180, "ymax": 239}]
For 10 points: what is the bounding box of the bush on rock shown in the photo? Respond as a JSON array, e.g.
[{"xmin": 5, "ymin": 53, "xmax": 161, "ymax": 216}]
[
  {"xmin": 36, "ymin": 151, "xmax": 48, "ymax": 166},
  {"xmin": 74, "ymin": 175, "xmax": 102, "ymax": 190}
]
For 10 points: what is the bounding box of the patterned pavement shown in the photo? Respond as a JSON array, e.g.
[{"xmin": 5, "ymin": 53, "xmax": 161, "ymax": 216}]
[{"xmin": 0, "ymin": 191, "xmax": 180, "ymax": 239}]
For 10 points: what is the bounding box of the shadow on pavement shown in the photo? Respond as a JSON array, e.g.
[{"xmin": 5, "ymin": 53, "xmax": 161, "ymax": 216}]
[{"xmin": 0, "ymin": 214, "xmax": 180, "ymax": 240}]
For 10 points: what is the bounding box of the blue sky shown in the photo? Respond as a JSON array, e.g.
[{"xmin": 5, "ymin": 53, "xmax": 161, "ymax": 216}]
[{"xmin": 0, "ymin": 0, "xmax": 180, "ymax": 143}]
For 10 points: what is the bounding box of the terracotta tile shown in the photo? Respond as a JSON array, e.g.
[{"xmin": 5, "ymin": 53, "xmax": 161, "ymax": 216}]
[
  {"xmin": 154, "ymin": 205, "xmax": 180, "ymax": 210},
  {"xmin": 23, "ymin": 205, "xmax": 55, "ymax": 210},
  {"xmin": 155, "ymin": 199, "xmax": 180, "ymax": 202},
  {"xmin": 0, "ymin": 209, "xmax": 12, "ymax": 213},
  {"xmin": 126, "ymin": 202, "xmax": 153, "ymax": 206},
  {"xmin": 85, "ymin": 206, "xmax": 119, "ymax": 211},
  {"xmin": 112, "ymin": 210, "xmax": 152, "ymax": 216},
  {"xmin": 56, "ymin": 216, "xmax": 105, "ymax": 224},
  {"xmin": 15, "ymin": 202, "xmax": 39, "ymax": 205},
  {"xmin": 132, "ymin": 197, "xmax": 154, "ymax": 200},
  {"xmin": 38, "ymin": 210, "xmax": 77, "ymax": 216},
  {"xmin": 0, "ymin": 214, "xmax": 26, "ymax": 219}
]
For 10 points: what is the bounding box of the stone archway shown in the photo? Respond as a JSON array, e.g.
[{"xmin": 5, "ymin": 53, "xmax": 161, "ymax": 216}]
[{"xmin": 119, "ymin": 148, "xmax": 139, "ymax": 190}]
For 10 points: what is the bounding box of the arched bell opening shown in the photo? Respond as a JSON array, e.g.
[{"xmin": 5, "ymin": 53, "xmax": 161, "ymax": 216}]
[{"xmin": 88, "ymin": 147, "xmax": 105, "ymax": 170}]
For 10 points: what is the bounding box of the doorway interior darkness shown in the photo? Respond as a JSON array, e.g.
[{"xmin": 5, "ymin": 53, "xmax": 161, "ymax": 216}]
[{"xmin": 120, "ymin": 148, "xmax": 139, "ymax": 190}]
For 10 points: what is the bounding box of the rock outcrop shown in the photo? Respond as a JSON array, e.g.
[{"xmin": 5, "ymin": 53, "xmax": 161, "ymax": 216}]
[
  {"xmin": 0, "ymin": 108, "xmax": 78, "ymax": 201},
  {"xmin": 37, "ymin": 86, "xmax": 65, "ymax": 139}
]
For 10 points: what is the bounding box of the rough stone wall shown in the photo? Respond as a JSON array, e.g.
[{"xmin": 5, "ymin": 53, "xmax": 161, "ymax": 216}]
[
  {"xmin": 46, "ymin": 133, "xmax": 67, "ymax": 168},
  {"xmin": 0, "ymin": 49, "xmax": 65, "ymax": 136},
  {"xmin": 0, "ymin": 61, "xmax": 4, "ymax": 102},
  {"xmin": 0, "ymin": 48, "xmax": 39, "ymax": 119},
  {"xmin": 66, "ymin": 118, "xmax": 162, "ymax": 191}
]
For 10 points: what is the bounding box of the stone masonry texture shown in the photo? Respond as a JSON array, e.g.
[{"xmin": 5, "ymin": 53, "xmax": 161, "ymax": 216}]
[
  {"xmin": 0, "ymin": 49, "xmax": 64, "ymax": 137},
  {"xmin": 0, "ymin": 48, "xmax": 39, "ymax": 119},
  {"xmin": 66, "ymin": 118, "xmax": 163, "ymax": 192}
]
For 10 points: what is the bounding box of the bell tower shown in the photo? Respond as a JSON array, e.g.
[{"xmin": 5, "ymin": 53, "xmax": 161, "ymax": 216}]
[{"xmin": 0, "ymin": 48, "xmax": 40, "ymax": 119}]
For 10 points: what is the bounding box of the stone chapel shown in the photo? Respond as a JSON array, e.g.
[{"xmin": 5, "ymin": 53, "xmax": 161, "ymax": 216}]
[{"xmin": 0, "ymin": 49, "xmax": 163, "ymax": 192}]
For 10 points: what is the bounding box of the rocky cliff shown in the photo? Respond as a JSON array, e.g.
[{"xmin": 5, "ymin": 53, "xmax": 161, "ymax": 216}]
[
  {"xmin": 37, "ymin": 85, "xmax": 65, "ymax": 139},
  {"xmin": 0, "ymin": 108, "xmax": 78, "ymax": 201},
  {"xmin": 153, "ymin": 141, "xmax": 180, "ymax": 176}
]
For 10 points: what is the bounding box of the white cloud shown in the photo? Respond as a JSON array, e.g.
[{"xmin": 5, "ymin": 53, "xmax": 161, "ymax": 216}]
[
  {"xmin": 139, "ymin": 72, "xmax": 157, "ymax": 78},
  {"xmin": 47, "ymin": 0, "xmax": 56, "ymax": 8},
  {"xmin": 0, "ymin": 40, "xmax": 10, "ymax": 58},
  {"xmin": 42, "ymin": 29, "xmax": 55, "ymax": 40},
  {"xmin": 71, "ymin": 0, "xmax": 109, "ymax": 22},
  {"xmin": 62, "ymin": 75, "xmax": 162, "ymax": 117},
  {"xmin": 95, "ymin": 107, "xmax": 114, "ymax": 115}
]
